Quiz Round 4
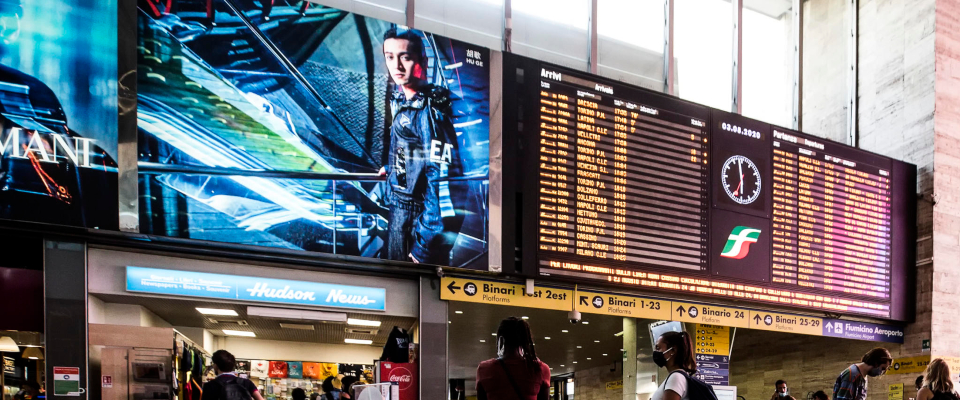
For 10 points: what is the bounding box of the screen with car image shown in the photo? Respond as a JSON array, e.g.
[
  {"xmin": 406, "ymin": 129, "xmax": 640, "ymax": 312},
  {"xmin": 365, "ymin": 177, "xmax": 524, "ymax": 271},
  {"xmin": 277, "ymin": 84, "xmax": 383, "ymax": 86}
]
[
  {"xmin": 136, "ymin": 1, "xmax": 490, "ymax": 269},
  {"xmin": 0, "ymin": 0, "xmax": 119, "ymax": 230}
]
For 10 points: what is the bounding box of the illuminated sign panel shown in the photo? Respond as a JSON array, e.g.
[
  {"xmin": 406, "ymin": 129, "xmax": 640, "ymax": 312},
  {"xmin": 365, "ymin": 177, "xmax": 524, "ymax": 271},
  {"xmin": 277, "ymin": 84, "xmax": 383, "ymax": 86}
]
[{"xmin": 514, "ymin": 57, "xmax": 916, "ymax": 321}]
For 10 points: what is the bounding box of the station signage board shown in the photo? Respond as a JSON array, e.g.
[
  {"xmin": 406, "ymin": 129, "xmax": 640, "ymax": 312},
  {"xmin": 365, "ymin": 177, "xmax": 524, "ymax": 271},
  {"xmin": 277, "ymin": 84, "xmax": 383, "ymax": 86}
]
[
  {"xmin": 440, "ymin": 277, "xmax": 904, "ymax": 343},
  {"xmin": 126, "ymin": 266, "xmax": 386, "ymax": 311},
  {"xmin": 513, "ymin": 55, "xmax": 916, "ymax": 321}
]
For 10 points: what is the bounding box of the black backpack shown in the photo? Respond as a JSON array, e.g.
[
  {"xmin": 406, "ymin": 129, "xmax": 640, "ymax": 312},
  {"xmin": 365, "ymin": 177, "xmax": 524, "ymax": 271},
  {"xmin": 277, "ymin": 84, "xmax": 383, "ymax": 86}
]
[
  {"xmin": 668, "ymin": 370, "xmax": 720, "ymax": 400},
  {"xmin": 221, "ymin": 376, "xmax": 253, "ymax": 400}
]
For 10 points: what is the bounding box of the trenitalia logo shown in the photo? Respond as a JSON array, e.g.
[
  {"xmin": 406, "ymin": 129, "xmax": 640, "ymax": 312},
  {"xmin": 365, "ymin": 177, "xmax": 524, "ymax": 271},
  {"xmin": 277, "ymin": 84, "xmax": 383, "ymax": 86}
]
[{"xmin": 720, "ymin": 226, "xmax": 762, "ymax": 259}]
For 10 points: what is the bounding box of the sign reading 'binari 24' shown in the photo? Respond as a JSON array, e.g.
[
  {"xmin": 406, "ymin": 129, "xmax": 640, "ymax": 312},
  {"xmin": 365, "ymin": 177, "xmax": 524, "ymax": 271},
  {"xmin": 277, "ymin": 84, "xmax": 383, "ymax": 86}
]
[{"xmin": 125, "ymin": 266, "xmax": 386, "ymax": 311}]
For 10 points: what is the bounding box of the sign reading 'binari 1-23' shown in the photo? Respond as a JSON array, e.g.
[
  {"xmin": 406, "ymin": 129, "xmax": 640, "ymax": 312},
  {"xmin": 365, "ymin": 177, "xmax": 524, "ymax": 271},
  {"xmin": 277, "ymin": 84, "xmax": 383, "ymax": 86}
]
[{"xmin": 512, "ymin": 54, "xmax": 916, "ymax": 321}]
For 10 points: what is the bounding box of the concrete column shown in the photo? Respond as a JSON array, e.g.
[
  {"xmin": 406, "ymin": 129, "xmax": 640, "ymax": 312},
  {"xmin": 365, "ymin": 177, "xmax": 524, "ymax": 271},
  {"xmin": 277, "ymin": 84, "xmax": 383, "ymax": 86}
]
[
  {"xmin": 623, "ymin": 318, "xmax": 637, "ymax": 400},
  {"xmin": 420, "ymin": 276, "xmax": 448, "ymax": 400},
  {"xmin": 45, "ymin": 239, "xmax": 88, "ymax": 400}
]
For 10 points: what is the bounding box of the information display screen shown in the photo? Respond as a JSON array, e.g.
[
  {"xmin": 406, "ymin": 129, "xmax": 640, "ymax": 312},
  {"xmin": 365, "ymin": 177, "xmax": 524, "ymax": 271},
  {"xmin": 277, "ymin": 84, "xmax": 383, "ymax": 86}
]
[
  {"xmin": 536, "ymin": 69, "xmax": 709, "ymax": 272},
  {"xmin": 514, "ymin": 57, "xmax": 916, "ymax": 321}
]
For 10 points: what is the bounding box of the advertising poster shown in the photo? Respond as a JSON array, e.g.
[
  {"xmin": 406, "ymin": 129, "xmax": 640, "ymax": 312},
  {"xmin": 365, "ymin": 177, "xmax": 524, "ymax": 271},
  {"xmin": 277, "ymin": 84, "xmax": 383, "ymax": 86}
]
[
  {"xmin": 0, "ymin": 0, "xmax": 118, "ymax": 229},
  {"xmin": 137, "ymin": 1, "xmax": 490, "ymax": 269}
]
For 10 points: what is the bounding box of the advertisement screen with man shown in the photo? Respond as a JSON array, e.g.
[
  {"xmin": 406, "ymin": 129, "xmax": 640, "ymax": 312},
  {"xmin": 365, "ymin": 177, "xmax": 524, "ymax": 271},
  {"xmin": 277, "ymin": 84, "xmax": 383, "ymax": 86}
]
[
  {"xmin": 0, "ymin": 0, "xmax": 119, "ymax": 229},
  {"xmin": 136, "ymin": 1, "xmax": 490, "ymax": 269}
]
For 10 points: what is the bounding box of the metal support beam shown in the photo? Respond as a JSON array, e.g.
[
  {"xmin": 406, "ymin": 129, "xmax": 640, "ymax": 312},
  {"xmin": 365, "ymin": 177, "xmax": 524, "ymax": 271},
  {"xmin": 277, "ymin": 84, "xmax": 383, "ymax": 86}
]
[
  {"xmin": 504, "ymin": 0, "xmax": 512, "ymax": 52},
  {"xmin": 792, "ymin": 0, "xmax": 803, "ymax": 130},
  {"xmin": 732, "ymin": 0, "xmax": 743, "ymax": 114},
  {"xmin": 663, "ymin": 0, "xmax": 674, "ymax": 95},
  {"xmin": 846, "ymin": 0, "xmax": 858, "ymax": 146},
  {"xmin": 588, "ymin": 0, "xmax": 599, "ymax": 73},
  {"xmin": 405, "ymin": 0, "xmax": 415, "ymax": 27},
  {"xmin": 419, "ymin": 276, "xmax": 448, "ymax": 400}
]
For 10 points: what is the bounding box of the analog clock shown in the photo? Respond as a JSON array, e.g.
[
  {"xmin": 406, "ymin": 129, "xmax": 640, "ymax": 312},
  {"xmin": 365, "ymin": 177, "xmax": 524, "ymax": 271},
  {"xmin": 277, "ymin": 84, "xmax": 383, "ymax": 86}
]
[{"xmin": 721, "ymin": 155, "xmax": 762, "ymax": 205}]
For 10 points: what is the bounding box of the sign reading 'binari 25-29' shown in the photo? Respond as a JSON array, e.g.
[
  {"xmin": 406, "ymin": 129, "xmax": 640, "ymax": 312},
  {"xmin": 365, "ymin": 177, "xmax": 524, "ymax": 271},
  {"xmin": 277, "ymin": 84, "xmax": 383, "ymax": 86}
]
[{"xmin": 125, "ymin": 266, "xmax": 386, "ymax": 311}]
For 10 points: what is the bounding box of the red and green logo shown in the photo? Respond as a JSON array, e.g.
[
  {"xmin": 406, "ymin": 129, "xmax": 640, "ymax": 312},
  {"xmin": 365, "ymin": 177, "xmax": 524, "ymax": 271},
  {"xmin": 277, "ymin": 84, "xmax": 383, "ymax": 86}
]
[{"xmin": 720, "ymin": 226, "xmax": 762, "ymax": 259}]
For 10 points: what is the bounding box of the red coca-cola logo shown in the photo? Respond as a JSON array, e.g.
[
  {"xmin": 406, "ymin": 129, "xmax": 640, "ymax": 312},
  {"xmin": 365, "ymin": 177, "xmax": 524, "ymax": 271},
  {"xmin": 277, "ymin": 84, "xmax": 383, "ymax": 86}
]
[{"xmin": 387, "ymin": 367, "xmax": 413, "ymax": 390}]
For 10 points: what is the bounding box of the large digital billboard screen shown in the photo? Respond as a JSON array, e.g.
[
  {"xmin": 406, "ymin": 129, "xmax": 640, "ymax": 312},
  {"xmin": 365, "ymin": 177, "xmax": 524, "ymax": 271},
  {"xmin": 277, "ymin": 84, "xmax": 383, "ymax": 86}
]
[
  {"xmin": 513, "ymin": 55, "xmax": 915, "ymax": 321},
  {"xmin": 0, "ymin": 0, "xmax": 118, "ymax": 229},
  {"xmin": 136, "ymin": 1, "xmax": 490, "ymax": 269}
]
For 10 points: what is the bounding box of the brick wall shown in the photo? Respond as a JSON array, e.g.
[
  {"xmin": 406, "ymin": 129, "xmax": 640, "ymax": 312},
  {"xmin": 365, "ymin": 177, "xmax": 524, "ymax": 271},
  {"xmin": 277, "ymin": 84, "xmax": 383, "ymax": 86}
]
[
  {"xmin": 574, "ymin": 362, "xmax": 623, "ymax": 400},
  {"xmin": 729, "ymin": 329, "xmax": 917, "ymax": 400},
  {"xmin": 931, "ymin": 0, "xmax": 960, "ymax": 359}
]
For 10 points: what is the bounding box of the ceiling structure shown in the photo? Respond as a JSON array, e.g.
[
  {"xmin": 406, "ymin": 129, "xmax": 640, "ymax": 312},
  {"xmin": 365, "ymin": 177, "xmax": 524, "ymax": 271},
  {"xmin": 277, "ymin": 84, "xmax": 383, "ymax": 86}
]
[{"xmin": 93, "ymin": 293, "xmax": 417, "ymax": 347}]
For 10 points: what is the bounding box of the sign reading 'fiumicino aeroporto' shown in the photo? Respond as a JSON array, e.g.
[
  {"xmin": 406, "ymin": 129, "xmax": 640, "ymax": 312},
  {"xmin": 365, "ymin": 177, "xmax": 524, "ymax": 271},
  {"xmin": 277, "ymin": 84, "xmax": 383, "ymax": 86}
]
[{"xmin": 125, "ymin": 266, "xmax": 385, "ymax": 311}]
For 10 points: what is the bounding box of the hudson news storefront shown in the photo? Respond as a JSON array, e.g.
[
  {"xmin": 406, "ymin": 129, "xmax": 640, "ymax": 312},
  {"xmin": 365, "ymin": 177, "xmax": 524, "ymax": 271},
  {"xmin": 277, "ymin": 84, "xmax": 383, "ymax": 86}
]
[{"xmin": 82, "ymin": 245, "xmax": 433, "ymax": 400}]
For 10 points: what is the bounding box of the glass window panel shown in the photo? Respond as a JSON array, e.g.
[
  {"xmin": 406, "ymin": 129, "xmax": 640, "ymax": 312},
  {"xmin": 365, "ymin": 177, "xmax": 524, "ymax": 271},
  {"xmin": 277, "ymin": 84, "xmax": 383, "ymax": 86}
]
[
  {"xmin": 597, "ymin": 0, "xmax": 665, "ymax": 90},
  {"xmin": 414, "ymin": 0, "xmax": 503, "ymax": 50},
  {"xmin": 674, "ymin": 0, "xmax": 733, "ymax": 110},
  {"xmin": 512, "ymin": 0, "xmax": 590, "ymax": 70},
  {"xmin": 801, "ymin": 0, "xmax": 849, "ymax": 141},
  {"xmin": 742, "ymin": 5, "xmax": 793, "ymax": 127},
  {"xmin": 311, "ymin": 0, "xmax": 406, "ymax": 24}
]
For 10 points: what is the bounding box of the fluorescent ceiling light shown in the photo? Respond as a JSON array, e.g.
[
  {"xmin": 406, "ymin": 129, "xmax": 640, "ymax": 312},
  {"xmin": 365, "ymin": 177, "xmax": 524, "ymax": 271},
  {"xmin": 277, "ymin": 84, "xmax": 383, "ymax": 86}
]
[
  {"xmin": 544, "ymin": 337, "xmax": 551, "ymax": 340},
  {"xmin": 582, "ymin": 321, "xmax": 589, "ymax": 325},
  {"xmin": 196, "ymin": 308, "xmax": 238, "ymax": 316},
  {"xmin": 479, "ymin": 340, "xmax": 486, "ymax": 343},
  {"xmin": 577, "ymin": 346, "xmax": 582, "ymax": 349},
  {"xmin": 345, "ymin": 339, "xmax": 373, "ymax": 345},
  {"xmin": 347, "ymin": 318, "xmax": 382, "ymax": 327},
  {"xmin": 587, "ymin": 358, "xmax": 592, "ymax": 360},
  {"xmin": 561, "ymin": 330, "xmax": 569, "ymax": 333},
  {"xmin": 222, "ymin": 330, "xmax": 256, "ymax": 337},
  {"xmin": 247, "ymin": 306, "xmax": 346, "ymax": 322},
  {"xmin": 454, "ymin": 311, "xmax": 463, "ymax": 314},
  {"xmin": 521, "ymin": 316, "xmax": 529, "ymax": 319},
  {"xmin": 615, "ymin": 331, "xmax": 624, "ymax": 337},
  {"xmin": 603, "ymin": 354, "xmax": 608, "ymax": 356},
  {"xmin": 0, "ymin": 337, "xmax": 18, "ymax": 352},
  {"xmin": 594, "ymin": 340, "xmax": 600, "ymax": 343}
]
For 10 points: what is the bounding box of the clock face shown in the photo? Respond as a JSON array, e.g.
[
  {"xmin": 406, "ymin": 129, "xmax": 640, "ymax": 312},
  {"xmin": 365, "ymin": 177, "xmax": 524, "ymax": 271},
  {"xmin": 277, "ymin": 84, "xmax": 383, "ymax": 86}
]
[{"xmin": 721, "ymin": 155, "xmax": 762, "ymax": 205}]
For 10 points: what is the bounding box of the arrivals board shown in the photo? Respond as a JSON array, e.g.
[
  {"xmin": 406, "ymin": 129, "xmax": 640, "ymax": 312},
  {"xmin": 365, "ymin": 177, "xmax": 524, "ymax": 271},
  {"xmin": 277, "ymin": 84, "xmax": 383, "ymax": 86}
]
[{"xmin": 510, "ymin": 55, "xmax": 916, "ymax": 321}]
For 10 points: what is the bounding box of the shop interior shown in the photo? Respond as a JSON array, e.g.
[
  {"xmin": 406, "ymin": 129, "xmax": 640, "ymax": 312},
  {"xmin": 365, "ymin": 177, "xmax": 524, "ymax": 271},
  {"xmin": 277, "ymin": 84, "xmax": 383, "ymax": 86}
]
[
  {"xmin": 88, "ymin": 294, "xmax": 418, "ymax": 400},
  {"xmin": 0, "ymin": 330, "xmax": 44, "ymax": 400},
  {"xmin": 447, "ymin": 301, "xmax": 899, "ymax": 400}
]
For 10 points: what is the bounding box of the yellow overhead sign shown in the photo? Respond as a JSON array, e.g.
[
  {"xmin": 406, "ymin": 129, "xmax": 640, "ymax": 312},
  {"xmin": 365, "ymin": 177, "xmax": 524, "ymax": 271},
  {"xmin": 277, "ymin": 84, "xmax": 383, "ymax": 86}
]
[
  {"xmin": 889, "ymin": 356, "xmax": 931, "ymax": 375},
  {"xmin": 439, "ymin": 277, "xmax": 903, "ymax": 343},
  {"xmin": 694, "ymin": 324, "xmax": 730, "ymax": 356},
  {"xmin": 440, "ymin": 277, "xmax": 572, "ymax": 311}
]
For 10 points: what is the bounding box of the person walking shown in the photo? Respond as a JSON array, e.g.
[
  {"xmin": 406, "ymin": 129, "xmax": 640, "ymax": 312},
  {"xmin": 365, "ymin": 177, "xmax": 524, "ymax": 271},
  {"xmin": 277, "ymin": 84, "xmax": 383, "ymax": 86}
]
[
  {"xmin": 917, "ymin": 358, "xmax": 959, "ymax": 400},
  {"xmin": 292, "ymin": 389, "xmax": 307, "ymax": 400},
  {"xmin": 476, "ymin": 317, "xmax": 551, "ymax": 400},
  {"xmin": 651, "ymin": 331, "xmax": 698, "ymax": 400},
  {"xmin": 770, "ymin": 380, "xmax": 798, "ymax": 400},
  {"xmin": 833, "ymin": 348, "xmax": 892, "ymax": 400},
  {"xmin": 201, "ymin": 350, "xmax": 265, "ymax": 400}
]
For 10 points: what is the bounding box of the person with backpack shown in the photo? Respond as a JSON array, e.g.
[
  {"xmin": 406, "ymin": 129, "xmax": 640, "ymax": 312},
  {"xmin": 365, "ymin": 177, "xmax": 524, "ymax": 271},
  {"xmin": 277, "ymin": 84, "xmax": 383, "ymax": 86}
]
[
  {"xmin": 833, "ymin": 348, "xmax": 892, "ymax": 400},
  {"xmin": 917, "ymin": 358, "xmax": 959, "ymax": 400},
  {"xmin": 476, "ymin": 317, "xmax": 551, "ymax": 400},
  {"xmin": 201, "ymin": 350, "xmax": 264, "ymax": 400},
  {"xmin": 652, "ymin": 331, "xmax": 718, "ymax": 400}
]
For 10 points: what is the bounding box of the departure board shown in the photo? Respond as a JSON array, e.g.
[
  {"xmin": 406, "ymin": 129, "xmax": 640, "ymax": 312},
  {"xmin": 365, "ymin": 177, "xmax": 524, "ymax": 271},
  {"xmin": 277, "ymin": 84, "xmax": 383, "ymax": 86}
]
[
  {"xmin": 770, "ymin": 129, "xmax": 892, "ymax": 299},
  {"xmin": 536, "ymin": 68, "xmax": 709, "ymax": 272},
  {"xmin": 510, "ymin": 56, "xmax": 916, "ymax": 321}
]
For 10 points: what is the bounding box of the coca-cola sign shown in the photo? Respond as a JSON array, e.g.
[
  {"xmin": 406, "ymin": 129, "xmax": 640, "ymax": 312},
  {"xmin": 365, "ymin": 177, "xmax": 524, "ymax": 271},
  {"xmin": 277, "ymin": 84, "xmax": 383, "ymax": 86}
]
[{"xmin": 387, "ymin": 367, "xmax": 413, "ymax": 390}]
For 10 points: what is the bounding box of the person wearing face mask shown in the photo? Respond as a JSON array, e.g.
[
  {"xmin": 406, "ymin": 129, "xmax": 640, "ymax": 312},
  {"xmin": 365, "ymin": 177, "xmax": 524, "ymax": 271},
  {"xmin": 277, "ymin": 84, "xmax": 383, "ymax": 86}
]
[
  {"xmin": 833, "ymin": 348, "xmax": 893, "ymax": 400},
  {"xmin": 476, "ymin": 317, "xmax": 551, "ymax": 400},
  {"xmin": 770, "ymin": 380, "xmax": 797, "ymax": 400},
  {"xmin": 651, "ymin": 331, "xmax": 699, "ymax": 400}
]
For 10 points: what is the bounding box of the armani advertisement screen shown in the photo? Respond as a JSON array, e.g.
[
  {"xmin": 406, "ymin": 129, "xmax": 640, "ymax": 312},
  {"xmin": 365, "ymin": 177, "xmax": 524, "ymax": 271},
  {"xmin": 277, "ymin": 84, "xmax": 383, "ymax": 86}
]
[
  {"xmin": 0, "ymin": 0, "xmax": 119, "ymax": 229},
  {"xmin": 136, "ymin": 1, "xmax": 490, "ymax": 269}
]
